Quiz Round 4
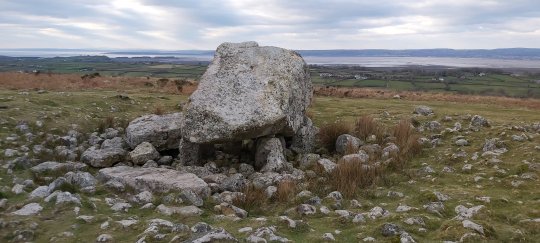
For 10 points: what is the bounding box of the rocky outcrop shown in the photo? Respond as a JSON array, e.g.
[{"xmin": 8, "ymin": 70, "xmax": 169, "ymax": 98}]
[
  {"xmin": 182, "ymin": 41, "xmax": 313, "ymax": 144},
  {"xmin": 125, "ymin": 113, "xmax": 183, "ymax": 150},
  {"xmin": 97, "ymin": 166, "xmax": 210, "ymax": 198}
]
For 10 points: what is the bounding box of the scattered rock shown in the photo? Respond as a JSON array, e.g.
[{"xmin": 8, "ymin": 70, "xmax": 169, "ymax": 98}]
[
  {"xmin": 414, "ymin": 106, "xmax": 434, "ymax": 116},
  {"xmin": 98, "ymin": 166, "xmax": 210, "ymax": 197},
  {"xmin": 11, "ymin": 203, "xmax": 43, "ymax": 216},
  {"xmin": 462, "ymin": 219, "xmax": 484, "ymax": 235},
  {"xmin": 335, "ymin": 134, "xmax": 363, "ymax": 155}
]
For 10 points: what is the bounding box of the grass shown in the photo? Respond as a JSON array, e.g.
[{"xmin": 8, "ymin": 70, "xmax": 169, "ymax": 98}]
[{"xmin": 0, "ymin": 84, "xmax": 539, "ymax": 242}]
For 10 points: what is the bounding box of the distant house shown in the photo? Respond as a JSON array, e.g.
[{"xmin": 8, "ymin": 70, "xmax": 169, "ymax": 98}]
[
  {"xmin": 438, "ymin": 77, "xmax": 445, "ymax": 82},
  {"xmin": 478, "ymin": 72, "xmax": 486, "ymax": 77},
  {"xmin": 354, "ymin": 75, "xmax": 368, "ymax": 80},
  {"xmin": 534, "ymin": 80, "xmax": 540, "ymax": 84}
]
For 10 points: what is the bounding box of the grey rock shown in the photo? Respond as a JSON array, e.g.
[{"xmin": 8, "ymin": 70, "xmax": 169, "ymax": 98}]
[
  {"xmin": 299, "ymin": 153, "xmax": 320, "ymax": 170},
  {"xmin": 178, "ymin": 138, "xmax": 200, "ymax": 166},
  {"xmin": 255, "ymin": 137, "xmax": 288, "ymax": 173},
  {"xmin": 219, "ymin": 173, "xmax": 247, "ymax": 192},
  {"xmin": 156, "ymin": 204, "xmax": 202, "ymax": 217},
  {"xmin": 382, "ymin": 143, "xmax": 399, "ymax": 159},
  {"xmin": 297, "ymin": 204, "xmax": 316, "ymax": 215},
  {"xmin": 180, "ymin": 190, "xmax": 204, "ymax": 207},
  {"xmin": 381, "ymin": 223, "xmax": 402, "ymax": 237},
  {"xmin": 11, "ymin": 203, "xmax": 42, "ymax": 216},
  {"xmin": 96, "ymin": 234, "xmax": 113, "ymax": 242},
  {"xmin": 30, "ymin": 161, "xmax": 87, "ymax": 175},
  {"xmin": 470, "ymin": 115, "xmax": 490, "ymax": 127},
  {"xmin": 462, "ymin": 220, "xmax": 484, "ymax": 235},
  {"xmin": 81, "ymin": 146, "xmax": 126, "ymax": 168},
  {"xmin": 414, "ymin": 106, "xmax": 434, "ymax": 116},
  {"xmin": 132, "ymin": 191, "xmax": 154, "ymax": 204},
  {"xmin": 98, "ymin": 166, "xmax": 210, "ymax": 197},
  {"xmin": 367, "ymin": 206, "xmax": 390, "ymax": 219},
  {"xmin": 455, "ymin": 205, "xmax": 485, "ymax": 220},
  {"xmin": 125, "ymin": 113, "xmax": 183, "ymax": 150},
  {"xmin": 129, "ymin": 142, "xmax": 160, "ymax": 165},
  {"xmin": 341, "ymin": 152, "xmax": 369, "ymax": 164},
  {"xmin": 218, "ymin": 202, "xmax": 248, "ymax": 218},
  {"xmin": 102, "ymin": 128, "xmax": 119, "ymax": 139},
  {"xmin": 426, "ymin": 121, "xmax": 442, "ymax": 131},
  {"xmin": 142, "ymin": 160, "xmax": 158, "ymax": 168},
  {"xmin": 455, "ymin": 139, "xmax": 469, "ymax": 146},
  {"xmin": 45, "ymin": 191, "xmax": 81, "ymax": 205},
  {"xmin": 335, "ymin": 134, "xmax": 362, "ymax": 155},
  {"xmin": 424, "ymin": 202, "xmax": 445, "ymax": 216},
  {"xmin": 191, "ymin": 222, "xmax": 213, "ymax": 233},
  {"xmin": 239, "ymin": 163, "xmax": 255, "ymax": 176},
  {"xmin": 317, "ymin": 158, "xmax": 337, "ymax": 173},
  {"xmin": 29, "ymin": 186, "xmax": 50, "ymax": 199},
  {"xmin": 65, "ymin": 171, "xmax": 96, "ymax": 188},
  {"xmin": 291, "ymin": 116, "xmax": 319, "ymax": 154},
  {"xmin": 322, "ymin": 233, "xmax": 335, "ymax": 241},
  {"xmin": 189, "ymin": 228, "xmax": 238, "ymax": 242},
  {"xmin": 101, "ymin": 137, "xmax": 128, "ymax": 150},
  {"xmin": 182, "ymin": 41, "xmax": 312, "ymax": 144},
  {"xmin": 157, "ymin": 156, "xmax": 173, "ymax": 166}
]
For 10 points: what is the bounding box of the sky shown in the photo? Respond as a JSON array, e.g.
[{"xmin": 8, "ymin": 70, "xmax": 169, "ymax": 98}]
[{"xmin": 1, "ymin": 0, "xmax": 540, "ymax": 50}]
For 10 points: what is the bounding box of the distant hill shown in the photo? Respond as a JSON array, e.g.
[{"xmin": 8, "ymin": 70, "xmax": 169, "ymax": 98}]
[{"xmin": 2, "ymin": 48, "xmax": 540, "ymax": 59}]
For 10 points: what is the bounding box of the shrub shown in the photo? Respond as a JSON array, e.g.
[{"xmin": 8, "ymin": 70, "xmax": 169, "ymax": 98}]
[
  {"xmin": 318, "ymin": 121, "xmax": 352, "ymax": 152},
  {"xmin": 275, "ymin": 180, "xmax": 297, "ymax": 203},
  {"xmin": 354, "ymin": 115, "xmax": 386, "ymax": 144},
  {"xmin": 330, "ymin": 157, "xmax": 381, "ymax": 198},
  {"xmin": 232, "ymin": 184, "xmax": 267, "ymax": 214}
]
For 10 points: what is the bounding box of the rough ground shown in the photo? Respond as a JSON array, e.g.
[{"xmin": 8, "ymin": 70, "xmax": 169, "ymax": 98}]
[{"xmin": 0, "ymin": 89, "xmax": 538, "ymax": 242}]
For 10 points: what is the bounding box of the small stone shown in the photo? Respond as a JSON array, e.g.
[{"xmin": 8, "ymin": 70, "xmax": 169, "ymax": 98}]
[
  {"xmin": 96, "ymin": 234, "xmax": 113, "ymax": 242},
  {"xmin": 381, "ymin": 223, "xmax": 402, "ymax": 237},
  {"xmin": 322, "ymin": 233, "xmax": 335, "ymax": 241},
  {"xmin": 462, "ymin": 219, "xmax": 484, "ymax": 235},
  {"xmin": 297, "ymin": 204, "xmax": 316, "ymax": 215}
]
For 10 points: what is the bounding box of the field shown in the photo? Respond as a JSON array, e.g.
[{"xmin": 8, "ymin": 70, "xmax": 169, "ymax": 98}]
[
  {"xmin": 0, "ymin": 79, "xmax": 538, "ymax": 242},
  {"xmin": 1, "ymin": 55, "xmax": 540, "ymax": 98}
]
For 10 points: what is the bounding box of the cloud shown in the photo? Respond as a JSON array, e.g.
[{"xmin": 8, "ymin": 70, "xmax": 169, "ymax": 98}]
[{"xmin": 0, "ymin": 0, "xmax": 539, "ymax": 49}]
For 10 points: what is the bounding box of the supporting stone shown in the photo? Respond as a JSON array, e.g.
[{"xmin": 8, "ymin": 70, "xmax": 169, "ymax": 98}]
[{"xmin": 178, "ymin": 138, "xmax": 200, "ymax": 166}]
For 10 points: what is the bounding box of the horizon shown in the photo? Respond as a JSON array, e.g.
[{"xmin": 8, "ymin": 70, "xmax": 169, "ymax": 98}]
[{"xmin": 1, "ymin": 1, "xmax": 540, "ymax": 50}]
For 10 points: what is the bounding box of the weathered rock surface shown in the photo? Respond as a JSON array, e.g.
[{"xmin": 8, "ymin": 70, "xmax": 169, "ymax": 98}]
[
  {"xmin": 126, "ymin": 113, "xmax": 183, "ymax": 150},
  {"xmin": 129, "ymin": 142, "xmax": 160, "ymax": 165},
  {"xmin": 97, "ymin": 166, "xmax": 210, "ymax": 197},
  {"xmin": 81, "ymin": 146, "xmax": 126, "ymax": 168},
  {"xmin": 30, "ymin": 161, "xmax": 87, "ymax": 175},
  {"xmin": 255, "ymin": 137, "xmax": 288, "ymax": 172},
  {"xmin": 182, "ymin": 41, "xmax": 312, "ymax": 144},
  {"xmin": 11, "ymin": 203, "xmax": 43, "ymax": 216}
]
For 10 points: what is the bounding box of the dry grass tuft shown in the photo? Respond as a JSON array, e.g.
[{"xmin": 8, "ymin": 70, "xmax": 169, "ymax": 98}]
[
  {"xmin": 318, "ymin": 121, "xmax": 353, "ymax": 152},
  {"xmin": 391, "ymin": 119, "xmax": 423, "ymax": 169},
  {"xmin": 275, "ymin": 180, "xmax": 297, "ymax": 203},
  {"xmin": 314, "ymin": 86, "xmax": 540, "ymax": 110},
  {"xmin": 354, "ymin": 115, "xmax": 386, "ymax": 144},
  {"xmin": 232, "ymin": 184, "xmax": 267, "ymax": 213},
  {"xmin": 153, "ymin": 105, "xmax": 165, "ymax": 115},
  {"xmin": 97, "ymin": 116, "xmax": 115, "ymax": 133},
  {"xmin": 330, "ymin": 157, "xmax": 381, "ymax": 198}
]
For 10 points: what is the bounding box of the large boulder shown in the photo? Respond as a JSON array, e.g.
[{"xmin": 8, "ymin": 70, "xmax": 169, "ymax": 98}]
[
  {"xmin": 125, "ymin": 113, "xmax": 183, "ymax": 150},
  {"xmin": 182, "ymin": 41, "xmax": 313, "ymax": 144},
  {"xmin": 97, "ymin": 166, "xmax": 210, "ymax": 198}
]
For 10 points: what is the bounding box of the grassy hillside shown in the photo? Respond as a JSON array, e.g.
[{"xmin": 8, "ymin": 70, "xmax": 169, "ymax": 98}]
[{"xmin": 0, "ymin": 88, "xmax": 538, "ymax": 242}]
